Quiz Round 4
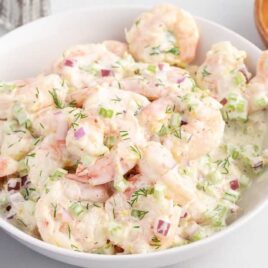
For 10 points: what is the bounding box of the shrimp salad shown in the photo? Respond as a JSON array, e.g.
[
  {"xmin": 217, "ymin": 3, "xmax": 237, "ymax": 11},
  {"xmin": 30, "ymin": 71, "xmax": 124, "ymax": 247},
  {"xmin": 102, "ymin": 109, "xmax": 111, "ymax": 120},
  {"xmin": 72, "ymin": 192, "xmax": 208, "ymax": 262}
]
[{"xmin": 0, "ymin": 4, "xmax": 268, "ymax": 254}]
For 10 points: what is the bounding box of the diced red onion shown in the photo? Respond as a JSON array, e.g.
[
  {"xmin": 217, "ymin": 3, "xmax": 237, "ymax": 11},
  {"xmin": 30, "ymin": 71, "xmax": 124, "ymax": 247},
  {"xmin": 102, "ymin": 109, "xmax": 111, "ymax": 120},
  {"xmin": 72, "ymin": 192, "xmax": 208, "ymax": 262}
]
[
  {"xmin": 114, "ymin": 245, "xmax": 124, "ymax": 253},
  {"xmin": 21, "ymin": 175, "xmax": 28, "ymax": 187},
  {"xmin": 220, "ymin": 98, "xmax": 227, "ymax": 105},
  {"xmin": 158, "ymin": 64, "xmax": 164, "ymax": 71},
  {"xmin": 7, "ymin": 179, "xmax": 21, "ymax": 191},
  {"xmin": 74, "ymin": 127, "xmax": 86, "ymax": 139},
  {"xmin": 177, "ymin": 76, "xmax": 186, "ymax": 84},
  {"xmin": 64, "ymin": 59, "xmax": 74, "ymax": 67},
  {"xmin": 156, "ymin": 219, "xmax": 171, "ymax": 236},
  {"xmin": 101, "ymin": 69, "xmax": 112, "ymax": 77},
  {"xmin": 230, "ymin": 179, "xmax": 239, "ymax": 190}
]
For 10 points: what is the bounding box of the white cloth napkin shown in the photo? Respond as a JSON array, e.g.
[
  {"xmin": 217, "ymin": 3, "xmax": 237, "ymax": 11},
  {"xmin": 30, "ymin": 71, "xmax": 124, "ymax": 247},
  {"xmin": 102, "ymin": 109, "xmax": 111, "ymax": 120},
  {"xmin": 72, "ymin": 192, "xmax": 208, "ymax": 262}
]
[{"xmin": 0, "ymin": 0, "xmax": 50, "ymax": 29}]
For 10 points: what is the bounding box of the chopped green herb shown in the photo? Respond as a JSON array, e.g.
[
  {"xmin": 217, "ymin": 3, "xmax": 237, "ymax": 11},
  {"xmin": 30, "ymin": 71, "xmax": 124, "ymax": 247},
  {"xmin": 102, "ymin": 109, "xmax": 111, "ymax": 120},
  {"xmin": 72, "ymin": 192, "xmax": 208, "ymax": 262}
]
[
  {"xmin": 130, "ymin": 145, "xmax": 141, "ymax": 159},
  {"xmin": 111, "ymin": 96, "xmax": 122, "ymax": 103},
  {"xmin": 201, "ymin": 67, "xmax": 211, "ymax": 78},
  {"xmin": 119, "ymin": 130, "xmax": 129, "ymax": 140},
  {"xmin": 49, "ymin": 168, "xmax": 67, "ymax": 181},
  {"xmin": 150, "ymin": 235, "xmax": 161, "ymax": 249},
  {"xmin": 135, "ymin": 18, "xmax": 141, "ymax": 26},
  {"xmin": 17, "ymin": 219, "xmax": 27, "ymax": 227},
  {"xmin": 150, "ymin": 46, "xmax": 161, "ymax": 55},
  {"xmin": 35, "ymin": 87, "xmax": 39, "ymax": 99},
  {"xmin": 71, "ymin": 244, "xmax": 81, "ymax": 252},
  {"xmin": 165, "ymin": 105, "xmax": 175, "ymax": 114},
  {"xmin": 216, "ymin": 157, "xmax": 230, "ymax": 174},
  {"xmin": 49, "ymin": 88, "xmax": 64, "ymax": 109},
  {"xmin": 158, "ymin": 124, "xmax": 168, "ymax": 137},
  {"xmin": 104, "ymin": 136, "xmax": 116, "ymax": 149},
  {"xmin": 67, "ymin": 224, "xmax": 71, "ymax": 239},
  {"xmin": 26, "ymin": 152, "xmax": 36, "ymax": 158},
  {"xmin": 131, "ymin": 209, "xmax": 149, "ymax": 220},
  {"xmin": 128, "ymin": 187, "xmax": 154, "ymax": 206},
  {"xmin": 51, "ymin": 203, "xmax": 57, "ymax": 218},
  {"xmin": 71, "ymin": 111, "xmax": 88, "ymax": 128},
  {"xmin": 34, "ymin": 137, "xmax": 44, "ymax": 146},
  {"xmin": 165, "ymin": 47, "xmax": 180, "ymax": 55},
  {"xmin": 68, "ymin": 100, "xmax": 77, "ymax": 107}
]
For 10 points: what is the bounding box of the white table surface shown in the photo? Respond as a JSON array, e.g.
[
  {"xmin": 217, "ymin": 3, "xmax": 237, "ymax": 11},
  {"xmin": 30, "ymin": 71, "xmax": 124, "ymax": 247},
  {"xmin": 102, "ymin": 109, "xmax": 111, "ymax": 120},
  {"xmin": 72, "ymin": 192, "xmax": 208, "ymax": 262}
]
[{"xmin": 0, "ymin": 0, "xmax": 268, "ymax": 267}]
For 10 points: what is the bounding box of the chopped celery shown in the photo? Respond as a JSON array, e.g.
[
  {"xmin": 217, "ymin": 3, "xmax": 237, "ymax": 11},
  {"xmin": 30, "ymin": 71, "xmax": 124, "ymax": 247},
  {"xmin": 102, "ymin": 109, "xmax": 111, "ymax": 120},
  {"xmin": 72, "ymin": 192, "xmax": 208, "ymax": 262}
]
[
  {"xmin": 190, "ymin": 230, "xmax": 205, "ymax": 242},
  {"xmin": 99, "ymin": 107, "xmax": 114, "ymax": 118},
  {"xmin": 169, "ymin": 113, "xmax": 181, "ymax": 128},
  {"xmin": 239, "ymin": 175, "xmax": 251, "ymax": 187},
  {"xmin": 0, "ymin": 83, "xmax": 16, "ymax": 93},
  {"xmin": 114, "ymin": 175, "xmax": 129, "ymax": 192},
  {"xmin": 108, "ymin": 222, "xmax": 122, "ymax": 234},
  {"xmin": 223, "ymin": 189, "xmax": 240, "ymax": 203},
  {"xmin": 253, "ymin": 96, "xmax": 268, "ymax": 110},
  {"xmin": 153, "ymin": 184, "xmax": 166, "ymax": 199},
  {"xmin": 0, "ymin": 192, "xmax": 8, "ymax": 207},
  {"xmin": 233, "ymin": 72, "xmax": 246, "ymax": 86},
  {"xmin": 222, "ymin": 92, "xmax": 248, "ymax": 121},
  {"xmin": 104, "ymin": 136, "xmax": 116, "ymax": 149},
  {"xmin": 147, "ymin": 65, "xmax": 157, "ymax": 73},
  {"xmin": 205, "ymin": 204, "xmax": 229, "ymax": 227},
  {"xmin": 69, "ymin": 202, "xmax": 86, "ymax": 217},
  {"xmin": 49, "ymin": 168, "xmax": 67, "ymax": 181}
]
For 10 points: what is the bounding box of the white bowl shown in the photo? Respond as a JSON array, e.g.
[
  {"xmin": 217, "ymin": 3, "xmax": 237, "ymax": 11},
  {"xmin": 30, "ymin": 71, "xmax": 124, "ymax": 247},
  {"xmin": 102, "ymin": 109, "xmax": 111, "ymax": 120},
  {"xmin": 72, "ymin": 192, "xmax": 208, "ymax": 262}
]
[{"xmin": 0, "ymin": 5, "xmax": 267, "ymax": 268}]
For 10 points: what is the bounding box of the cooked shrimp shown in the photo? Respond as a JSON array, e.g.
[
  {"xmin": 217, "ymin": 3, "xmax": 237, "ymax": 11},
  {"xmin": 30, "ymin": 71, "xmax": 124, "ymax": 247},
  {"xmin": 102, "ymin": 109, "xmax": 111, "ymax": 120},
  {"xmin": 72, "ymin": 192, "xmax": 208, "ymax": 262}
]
[
  {"xmin": 27, "ymin": 135, "xmax": 72, "ymax": 192},
  {"xmin": 35, "ymin": 178, "xmax": 109, "ymax": 252},
  {"xmin": 139, "ymin": 94, "xmax": 225, "ymax": 161},
  {"xmin": 14, "ymin": 74, "xmax": 68, "ymax": 114},
  {"xmin": 120, "ymin": 63, "xmax": 194, "ymax": 100},
  {"xmin": 196, "ymin": 42, "xmax": 251, "ymax": 101},
  {"xmin": 105, "ymin": 190, "xmax": 181, "ymax": 253},
  {"xmin": 71, "ymin": 140, "xmax": 139, "ymax": 185},
  {"xmin": 67, "ymin": 86, "xmax": 149, "ymax": 185},
  {"xmin": 0, "ymin": 156, "xmax": 18, "ymax": 178},
  {"xmin": 83, "ymin": 86, "xmax": 150, "ymax": 117},
  {"xmin": 1, "ymin": 124, "xmax": 34, "ymax": 160},
  {"xmin": 138, "ymin": 142, "xmax": 196, "ymax": 205},
  {"xmin": 245, "ymin": 51, "xmax": 268, "ymax": 112},
  {"xmin": 31, "ymin": 106, "xmax": 84, "ymax": 138},
  {"xmin": 126, "ymin": 4, "xmax": 199, "ymax": 65},
  {"xmin": 65, "ymin": 117, "xmax": 109, "ymax": 160},
  {"xmin": 54, "ymin": 41, "xmax": 132, "ymax": 91}
]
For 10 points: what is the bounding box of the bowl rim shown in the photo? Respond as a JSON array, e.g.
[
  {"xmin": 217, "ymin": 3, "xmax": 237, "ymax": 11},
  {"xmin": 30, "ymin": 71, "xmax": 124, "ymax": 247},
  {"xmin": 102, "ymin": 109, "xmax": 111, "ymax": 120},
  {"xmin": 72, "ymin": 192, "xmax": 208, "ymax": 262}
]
[{"xmin": 0, "ymin": 4, "xmax": 266, "ymax": 261}]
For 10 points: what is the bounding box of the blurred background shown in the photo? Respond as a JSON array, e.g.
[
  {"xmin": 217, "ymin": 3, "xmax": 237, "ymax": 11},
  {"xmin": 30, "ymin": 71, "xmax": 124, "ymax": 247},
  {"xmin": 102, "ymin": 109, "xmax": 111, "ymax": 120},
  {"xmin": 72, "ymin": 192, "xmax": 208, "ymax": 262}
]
[{"xmin": 0, "ymin": 0, "xmax": 266, "ymax": 49}]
